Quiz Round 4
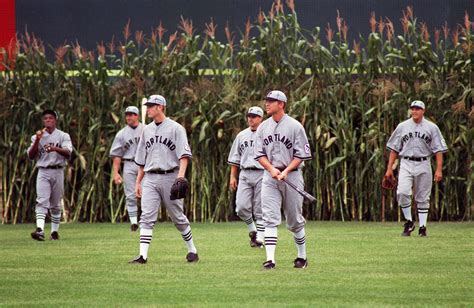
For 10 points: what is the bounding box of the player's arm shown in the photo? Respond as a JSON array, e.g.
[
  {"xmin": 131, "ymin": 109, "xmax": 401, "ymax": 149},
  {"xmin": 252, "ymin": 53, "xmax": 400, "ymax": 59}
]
[
  {"xmin": 177, "ymin": 157, "xmax": 189, "ymax": 178},
  {"xmin": 434, "ymin": 152, "xmax": 443, "ymax": 182},
  {"xmin": 28, "ymin": 129, "xmax": 44, "ymax": 159},
  {"xmin": 48, "ymin": 146, "xmax": 71, "ymax": 158},
  {"xmin": 258, "ymin": 156, "xmax": 280, "ymax": 179},
  {"xmin": 112, "ymin": 157, "xmax": 123, "ymax": 184},
  {"xmin": 277, "ymin": 158, "xmax": 303, "ymax": 181},
  {"xmin": 135, "ymin": 166, "xmax": 145, "ymax": 198},
  {"xmin": 229, "ymin": 165, "xmax": 239, "ymax": 191},
  {"xmin": 384, "ymin": 150, "xmax": 399, "ymax": 179}
]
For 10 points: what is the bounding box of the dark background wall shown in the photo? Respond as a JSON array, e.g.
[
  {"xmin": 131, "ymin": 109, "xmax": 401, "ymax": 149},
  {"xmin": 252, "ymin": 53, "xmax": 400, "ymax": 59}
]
[{"xmin": 16, "ymin": 0, "xmax": 473, "ymax": 51}]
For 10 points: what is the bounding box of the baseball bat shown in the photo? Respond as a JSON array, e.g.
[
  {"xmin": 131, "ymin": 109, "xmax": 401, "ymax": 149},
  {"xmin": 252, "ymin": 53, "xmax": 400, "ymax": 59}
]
[
  {"xmin": 141, "ymin": 97, "xmax": 147, "ymax": 124},
  {"xmin": 283, "ymin": 178, "xmax": 316, "ymax": 203}
]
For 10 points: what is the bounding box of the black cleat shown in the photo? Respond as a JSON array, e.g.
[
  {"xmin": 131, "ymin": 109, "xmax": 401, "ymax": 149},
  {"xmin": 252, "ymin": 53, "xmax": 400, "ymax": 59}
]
[
  {"xmin": 293, "ymin": 258, "xmax": 308, "ymax": 269},
  {"xmin": 128, "ymin": 255, "xmax": 147, "ymax": 264},
  {"xmin": 401, "ymin": 220, "xmax": 415, "ymax": 236},
  {"xmin": 31, "ymin": 228, "xmax": 45, "ymax": 241},
  {"xmin": 262, "ymin": 260, "xmax": 276, "ymax": 270},
  {"xmin": 419, "ymin": 226, "xmax": 427, "ymax": 237},
  {"xmin": 249, "ymin": 231, "xmax": 260, "ymax": 247},
  {"xmin": 186, "ymin": 252, "xmax": 199, "ymax": 263},
  {"xmin": 130, "ymin": 224, "xmax": 139, "ymax": 232},
  {"xmin": 253, "ymin": 241, "xmax": 264, "ymax": 248},
  {"xmin": 50, "ymin": 231, "xmax": 60, "ymax": 240}
]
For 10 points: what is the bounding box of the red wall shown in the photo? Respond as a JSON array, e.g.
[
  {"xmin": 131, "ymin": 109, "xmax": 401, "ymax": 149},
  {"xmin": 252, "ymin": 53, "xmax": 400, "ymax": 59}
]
[{"xmin": 0, "ymin": 0, "xmax": 16, "ymax": 69}]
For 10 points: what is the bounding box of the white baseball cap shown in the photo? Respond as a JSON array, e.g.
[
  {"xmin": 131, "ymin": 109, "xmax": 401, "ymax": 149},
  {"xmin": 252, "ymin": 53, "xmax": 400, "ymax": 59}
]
[
  {"xmin": 247, "ymin": 106, "xmax": 264, "ymax": 117},
  {"xmin": 125, "ymin": 106, "xmax": 139, "ymax": 115},
  {"xmin": 410, "ymin": 100, "xmax": 425, "ymax": 109},
  {"xmin": 145, "ymin": 94, "xmax": 167, "ymax": 106},
  {"xmin": 264, "ymin": 90, "xmax": 287, "ymax": 103}
]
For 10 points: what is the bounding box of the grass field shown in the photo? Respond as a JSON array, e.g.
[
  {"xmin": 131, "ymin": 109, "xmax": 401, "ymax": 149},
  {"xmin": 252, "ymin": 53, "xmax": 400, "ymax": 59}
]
[{"xmin": 1, "ymin": 222, "xmax": 473, "ymax": 307}]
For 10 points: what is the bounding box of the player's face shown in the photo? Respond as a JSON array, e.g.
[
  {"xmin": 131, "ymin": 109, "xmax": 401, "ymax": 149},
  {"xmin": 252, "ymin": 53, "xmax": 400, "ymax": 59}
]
[
  {"xmin": 146, "ymin": 104, "xmax": 159, "ymax": 118},
  {"xmin": 265, "ymin": 99, "xmax": 283, "ymax": 116},
  {"xmin": 125, "ymin": 113, "xmax": 139, "ymax": 126},
  {"xmin": 410, "ymin": 107, "xmax": 425, "ymax": 122},
  {"xmin": 247, "ymin": 114, "xmax": 262, "ymax": 129},
  {"xmin": 42, "ymin": 114, "xmax": 57, "ymax": 129}
]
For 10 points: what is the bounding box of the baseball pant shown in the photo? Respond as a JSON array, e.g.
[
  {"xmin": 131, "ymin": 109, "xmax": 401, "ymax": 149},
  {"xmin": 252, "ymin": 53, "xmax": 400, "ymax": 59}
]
[
  {"xmin": 261, "ymin": 170, "xmax": 305, "ymax": 232},
  {"xmin": 139, "ymin": 172, "xmax": 190, "ymax": 232},
  {"xmin": 35, "ymin": 168, "xmax": 64, "ymax": 217},
  {"xmin": 123, "ymin": 161, "xmax": 138, "ymax": 218},
  {"xmin": 397, "ymin": 159, "xmax": 432, "ymax": 210},
  {"xmin": 236, "ymin": 169, "xmax": 263, "ymax": 222}
]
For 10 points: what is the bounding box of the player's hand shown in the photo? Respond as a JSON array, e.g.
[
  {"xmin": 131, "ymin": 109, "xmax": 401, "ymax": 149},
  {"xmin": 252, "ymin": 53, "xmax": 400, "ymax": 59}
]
[
  {"xmin": 229, "ymin": 176, "xmax": 237, "ymax": 191},
  {"xmin": 277, "ymin": 170, "xmax": 288, "ymax": 181},
  {"xmin": 45, "ymin": 145, "xmax": 56, "ymax": 153},
  {"xmin": 135, "ymin": 183, "xmax": 142, "ymax": 198},
  {"xmin": 35, "ymin": 128, "xmax": 46, "ymax": 140},
  {"xmin": 270, "ymin": 167, "xmax": 281, "ymax": 179},
  {"xmin": 384, "ymin": 169, "xmax": 394, "ymax": 180},
  {"xmin": 434, "ymin": 169, "xmax": 442, "ymax": 182},
  {"xmin": 113, "ymin": 173, "xmax": 123, "ymax": 185}
]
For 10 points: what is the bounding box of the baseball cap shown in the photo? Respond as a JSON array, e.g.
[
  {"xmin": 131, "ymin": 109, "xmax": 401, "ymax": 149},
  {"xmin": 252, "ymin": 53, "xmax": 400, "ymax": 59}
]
[
  {"xmin": 410, "ymin": 100, "xmax": 425, "ymax": 109},
  {"xmin": 145, "ymin": 94, "xmax": 167, "ymax": 106},
  {"xmin": 42, "ymin": 109, "xmax": 58, "ymax": 119},
  {"xmin": 264, "ymin": 90, "xmax": 287, "ymax": 103},
  {"xmin": 247, "ymin": 106, "xmax": 264, "ymax": 117},
  {"xmin": 125, "ymin": 106, "xmax": 139, "ymax": 115}
]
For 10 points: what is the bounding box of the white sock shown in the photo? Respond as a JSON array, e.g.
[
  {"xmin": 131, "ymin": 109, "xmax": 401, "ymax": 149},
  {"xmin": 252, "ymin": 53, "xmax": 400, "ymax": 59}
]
[
  {"xmin": 418, "ymin": 209, "xmax": 428, "ymax": 227},
  {"xmin": 51, "ymin": 213, "xmax": 61, "ymax": 232},
  {"xmin": 244, "ymin": 217, "xmax": 257, "ymax": 232},
  {"xmin": 130, "ymin": 216, "xmax": 138, "ymax": 225},
  {"xmin": 181, "ymin": 226, "xmax": 197, "ymax": 253},
  {"xmin": 36, "ymin": 213, "xmax": 46, "ymax": 231},
  {"xmin": 139, "ymin": 229, "xmax": 153, "ymax": 260},
  {"xmin": 256, "ymin": 220, "xmax": 265, "ymax": 243},
  {"xmin": 401, "ymin": 206, "xmax": 412, "ymax": 221},
  {"xmin": 264, "ymin": 227, "xmax": 278, "ymax": 262},
  {"xmin": 293, "ymin": 228, "xmax": 307, "ymax": 259}
]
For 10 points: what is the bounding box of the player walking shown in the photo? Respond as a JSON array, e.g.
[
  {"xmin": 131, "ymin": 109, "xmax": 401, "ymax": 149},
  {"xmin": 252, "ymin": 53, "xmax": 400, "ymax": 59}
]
[
  {"xmin": 129, "ymin": 95, "xmax": 198, "ymax": 264},
  {"xmin": 28, "ymin": 110, "xmax": 72, "ymax": 241},
  {"xmin": 255, "ymin": 90, "xmax": 312, "ymax": 269},
  {"xmin": 110, "ymin": 106, "xmax": 144, "ymax": 231},
  {"xmin": 384, "ymin": 100, "xmax": 448, "ymax": 237},
  {"xmin": 228, "ymin": 107, "xmax": 265, "ymax": 248}
]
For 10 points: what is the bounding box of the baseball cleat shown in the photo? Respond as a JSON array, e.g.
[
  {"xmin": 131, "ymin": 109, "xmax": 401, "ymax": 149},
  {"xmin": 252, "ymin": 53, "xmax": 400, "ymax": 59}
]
[
  {"xmin": 50, "ymin": 231, "xmax": 60, "ymax": 240},
  {"xmin": 31, "ymin": 228, "xmax": 45, "ymax": 241},
  {"xmin": 293, "ymin": 258, "xmax": 308, "ymax": 269},
  {"xmin": 249, "ymin": 231, "xmax": 260, "ymax": 247},
  {"xmin": 128, "ymin": 255, "xmax": 147, "ymax": 264},
  {"xmin": 130, "ymin": 224, "xmax": 139, "ymax": 232},
  {"xmin": 262, "ymin": 260, "xmax": 276, "ymax": 270},
  {"xmin": 401, "ymin": 220, "xmax": 415, "ymax": 236},
  {"xmin": 186, "ymin": 252, "xmax": 199, "ymax": 263},
  {"xmin": 419, "ymin": 226, "xmax": 427, "ymax": 237},
  {"xmin": 253, "ymin": 241, "xmax": 264, "ymax": 248}
]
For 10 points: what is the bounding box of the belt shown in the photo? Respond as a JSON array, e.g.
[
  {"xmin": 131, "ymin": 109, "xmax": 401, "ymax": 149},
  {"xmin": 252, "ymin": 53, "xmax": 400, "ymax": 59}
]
[
  {"xmin": 147, "ymin": 168, "xmax": 177, "ymax": 174},
  {"xmin": 122, "ymin": 159, "xmax": 134, "ymax": 162},
  {"xmin": 402, "ymin": 156, "xmax": 428, "ymax": 162},
  {"xmin": 275, "ymin": 167, "xmax": 297, "ymax": 172},
  {"xmin": 242, "ymin": 167, "xmax": 264, "ymax": 171},
  {"xmin": 39, "ymin": 165, "xmax": 63, "ymax": 169}
]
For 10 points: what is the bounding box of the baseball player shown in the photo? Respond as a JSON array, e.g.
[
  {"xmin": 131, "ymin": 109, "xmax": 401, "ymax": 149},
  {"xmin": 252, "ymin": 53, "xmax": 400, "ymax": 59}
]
[
  {"xmin": 110, "ymin": 106, "xmax": 144, "ymax": 231},
  {"xmin": 129, "ymin": 94, "xmax": 198, "ymax": 264},
  {"xmin": 384, "ymin": 100, "xmax": 448, "ymax": 237},
  {"xmin": 255, "ymin": 90, "xmax": 312, "ymax": 269},
  {"xmin": 27, "ymin": 110, "xmax": 72, "ymax": 241},
  {"xmin": 228, "ymin": 106, "xmax": 265, "ymax": 248}
]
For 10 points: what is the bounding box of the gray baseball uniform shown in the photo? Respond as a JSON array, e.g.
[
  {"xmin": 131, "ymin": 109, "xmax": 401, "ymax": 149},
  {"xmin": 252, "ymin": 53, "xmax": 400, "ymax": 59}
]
[
  {"xmin": 134, "ymin": 118, "xmax": 192, "ymax": 231},
  {"xmin": 387, "ymin": 117, "xmax": 448, "ymax": 210},
  {"xmin": 110, "ymin": 123, "xmax": 144, "ymax": 220},
  {"xmin": 255, "ymin": 114, "xmax": 312, "ymax": 232},
  {"xmin": 27, "ymin": 129, "xmax": 72, "ymax": 218},
  {"xmin": 228, "ymin": 127, "xmax": 264, "ymax": 223}
]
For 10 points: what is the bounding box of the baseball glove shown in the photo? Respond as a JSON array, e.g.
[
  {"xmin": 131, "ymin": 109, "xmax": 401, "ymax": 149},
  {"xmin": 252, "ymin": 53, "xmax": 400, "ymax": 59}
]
[
  {"xmin": 382, "ymin": 175, "xmax": 397, "ymax": 190},
  {"xmin": 170, "ymin": 177, "xmax": 189, "ymax": 200}
]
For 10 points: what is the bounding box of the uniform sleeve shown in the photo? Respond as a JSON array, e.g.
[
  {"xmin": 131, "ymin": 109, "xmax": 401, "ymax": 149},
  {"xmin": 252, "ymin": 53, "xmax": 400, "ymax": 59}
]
[
  {"xmin": 430, "ymin": 124, "xmax": 448, "ymax": 154},
  {"xmin": 386, "ymin": 124, "xmax": 402, "ymax": 153},
  {"xmin": 227, "ymin": 134, "xmax": 241, "ymax": 166},
  {"xmin": 26, "ymin": 135, "xmax": 37, "ymax": 160},
  {"xmin": 109, "ymin": 131, "xmax": 124, "ymax": 158},
  {"xmin": 293, "ymin": 124, "xmax": 312, "ymax": 160},
  {"xmin": 254, "ymin": 125, "xmax": 266, "ymax": 161},
  {"xmin": 61, "ymin": 132, "xmax": 73, "ymax": 153},
  {"xmin": 134, "ymin": 130, "xmax": 146, "ymax": 166},
  {"xmin": 175, "ymin": 126, "xmax": 192, "ymax": 159}
]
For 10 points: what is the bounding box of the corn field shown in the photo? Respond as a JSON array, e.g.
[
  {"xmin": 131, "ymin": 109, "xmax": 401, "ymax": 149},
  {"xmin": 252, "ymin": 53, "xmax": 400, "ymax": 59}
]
[{"xmin": 1, "ymin": 2, "xmax": 473, "ymax": 223}]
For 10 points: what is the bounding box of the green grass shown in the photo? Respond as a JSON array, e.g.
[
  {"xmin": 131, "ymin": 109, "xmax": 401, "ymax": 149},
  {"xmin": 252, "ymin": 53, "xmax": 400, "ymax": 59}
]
[{"xmin": 1, "ymin": 222, "xmax": 473, "ymax": 307}]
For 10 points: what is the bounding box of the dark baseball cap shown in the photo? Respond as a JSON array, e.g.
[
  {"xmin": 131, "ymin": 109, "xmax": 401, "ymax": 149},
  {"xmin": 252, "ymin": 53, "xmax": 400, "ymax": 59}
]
[{"xmin": 42, "ymin": 109, "xmax": 58, "ymax": 119}]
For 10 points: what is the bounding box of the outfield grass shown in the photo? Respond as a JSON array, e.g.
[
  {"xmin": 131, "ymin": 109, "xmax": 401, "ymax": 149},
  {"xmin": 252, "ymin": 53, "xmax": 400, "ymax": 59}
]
[{"xmin": 0, "ymin": 222, "xmax": 473, "ymax": 307}]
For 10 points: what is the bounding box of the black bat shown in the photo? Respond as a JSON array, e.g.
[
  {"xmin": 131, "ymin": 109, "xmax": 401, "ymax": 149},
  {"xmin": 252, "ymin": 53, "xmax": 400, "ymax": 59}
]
[{"xmin": 283, "ymin": 179, "xmax": 316, "ymax": 203}]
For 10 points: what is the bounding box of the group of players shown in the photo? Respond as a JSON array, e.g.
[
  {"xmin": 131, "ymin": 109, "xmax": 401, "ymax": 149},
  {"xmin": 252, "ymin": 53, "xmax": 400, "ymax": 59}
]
[{"xmin": 27, "ymin": 90, "xmax": 447, "ymax": 269}]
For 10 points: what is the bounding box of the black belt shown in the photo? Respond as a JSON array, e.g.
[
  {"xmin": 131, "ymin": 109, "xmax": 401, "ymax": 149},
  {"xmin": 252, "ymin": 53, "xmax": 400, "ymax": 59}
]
[
  {"xmin": 147, "ymin": 168, "xmax": 177, "ymax": 174},
  {"xmin": 122, "ymin": 159, "xmax": 134, "ymax": 162},
  {"xmin": 402, "ymin": 157, "xmax": 428, "ymax": 162},
  {"xmin": 275, "ymin": 167, "xmax": 297, "ymax": 172},
  {"xmin": 242, "ymin": 167, "xmax": 264, "ymax": 171},
  {"xmin": 39, "ymin": 165, "xmax": 63, "ymax": 169}
]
